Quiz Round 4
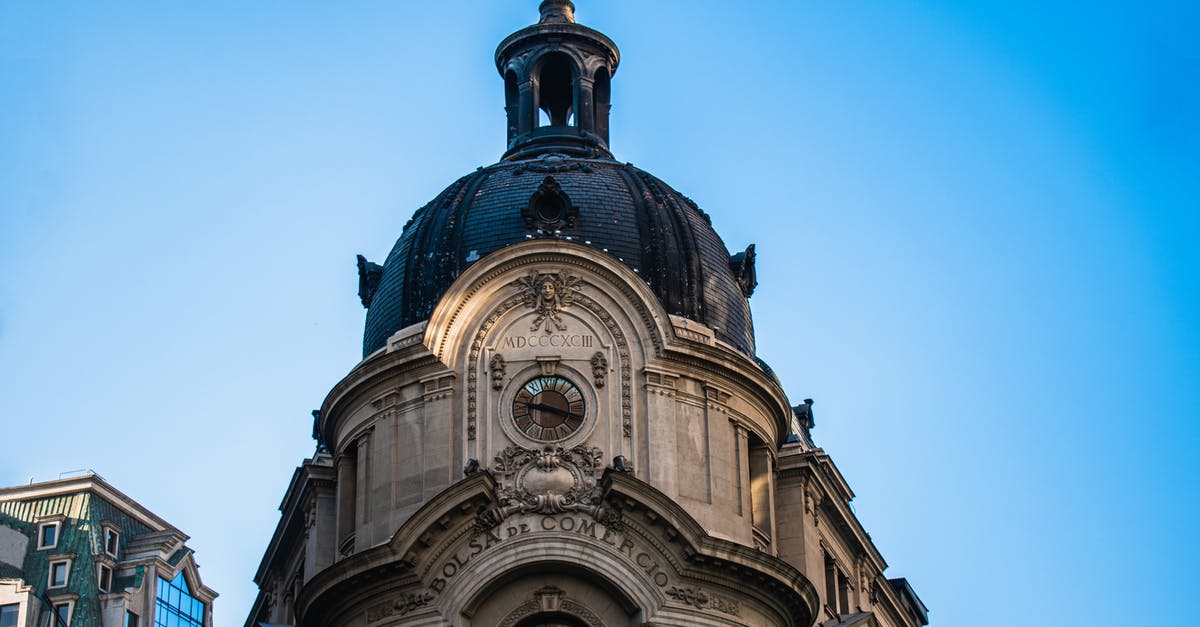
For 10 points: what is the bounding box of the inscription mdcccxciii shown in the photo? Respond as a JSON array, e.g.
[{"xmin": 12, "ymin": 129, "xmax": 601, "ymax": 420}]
[{"xmin": 501, "ymin": 334, "xmax": 595, "ymax": 349}]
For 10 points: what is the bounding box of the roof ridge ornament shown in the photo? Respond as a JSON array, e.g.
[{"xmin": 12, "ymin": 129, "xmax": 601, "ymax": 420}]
[{"xmin": 538, "ymin": 0, "xmax": 576, "ymax": 24}]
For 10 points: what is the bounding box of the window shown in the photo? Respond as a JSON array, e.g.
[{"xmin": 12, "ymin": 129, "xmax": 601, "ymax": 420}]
[
  {"xmin": 48, "ymin": 560, "xmax": 70, "ymax": 588},
  {"xmin": 154, "ymin": 572, "xmax": 204, "ymax": 627},
  {"xmin": 98, "ymin": 564, "xmax": 113, "ymax": 592},
  {"xmin": 125, "ymin": 611, "xmax": 139, "ymax": 627},
  {"xmin": 823, "ymin": 551, "xmax": 852, "ymax": 615},
  {"xmin": 535, "ymin": 52, "xmax": 576, "ymax": 127},
  {"xmin": 104, "ymin": 527, "xmax": 120, "ymax": 558},
  {"xmin": 46, "ymin": 602, "xmax": 70, "ymax": 627},
  {"xmin": 1, "ymin": 604, "xmax": 18, "ymax": 627},
  {"xmin": 37, "ymin": 522, "xmax": 59, "ymax": 550}
]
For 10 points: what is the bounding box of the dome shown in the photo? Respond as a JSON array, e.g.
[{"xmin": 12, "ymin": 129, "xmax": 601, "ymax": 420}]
[
  {"xmin": 357, "ymin": 2, "xmax": 758, "ymax": 358},
  {"xmin": 360, "ymin": 155, "xmax": 757, "ymax": 357}
]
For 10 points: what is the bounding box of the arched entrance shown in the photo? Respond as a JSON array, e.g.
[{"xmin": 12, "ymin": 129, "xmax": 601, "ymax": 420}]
[{"xmin": 514, "ymin": 613, "xmax": 592, "ymax": 627}]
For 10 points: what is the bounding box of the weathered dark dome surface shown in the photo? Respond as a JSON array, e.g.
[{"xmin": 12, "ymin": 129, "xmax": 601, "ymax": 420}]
[{"xmin": 362, "ymin": 153, "xmax": 755, "ymax": 357}]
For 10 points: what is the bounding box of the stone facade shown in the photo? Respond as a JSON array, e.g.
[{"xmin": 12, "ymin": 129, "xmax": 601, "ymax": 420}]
[{"xmin": 247, "ymin": 3, "xmax": 927, "ymax": 626}]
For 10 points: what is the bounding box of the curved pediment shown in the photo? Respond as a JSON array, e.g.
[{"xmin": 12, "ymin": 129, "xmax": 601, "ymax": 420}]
[
  {"xmin": 421, "ymin": 239, "xmax": 673, "ymax": 366},
  {"xmin": 298, "ymin": 468, "xmax": 819, "ymax": 626}
]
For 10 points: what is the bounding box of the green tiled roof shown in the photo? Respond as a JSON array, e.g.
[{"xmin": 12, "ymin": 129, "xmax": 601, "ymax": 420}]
[{"xmin": 0, "ymin": 487, "xmax": 167, "ymax": 626}]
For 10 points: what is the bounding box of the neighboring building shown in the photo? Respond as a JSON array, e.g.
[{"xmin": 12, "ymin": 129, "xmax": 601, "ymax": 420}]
[
  {"xmin": 249, "ymin": 2, "xmax": 928, "ymax": 626},
  {"xmin": 0, "ymin": 473, "xmax": 216, "ymax": 627}
]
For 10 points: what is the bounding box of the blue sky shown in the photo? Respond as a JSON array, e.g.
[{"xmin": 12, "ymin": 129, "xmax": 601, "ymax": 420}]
[{"xmin": 1, "ymin": 1, "xmax": 1197, "ymax": 625}]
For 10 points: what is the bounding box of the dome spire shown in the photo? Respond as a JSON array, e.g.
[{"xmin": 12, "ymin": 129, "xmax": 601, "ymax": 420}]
[
  {"xmin": 496, "ymin": 1, "xmax": 619, "ymax": 160},
  {"xmin": 539, "ymin": 0, "xmax": 575, "ymax": 24}
]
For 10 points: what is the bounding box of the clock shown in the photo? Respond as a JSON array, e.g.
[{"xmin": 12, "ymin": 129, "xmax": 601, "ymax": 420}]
[{"xmin": 512, "ymin": 375, "xmax": 586, "ymax": 441}]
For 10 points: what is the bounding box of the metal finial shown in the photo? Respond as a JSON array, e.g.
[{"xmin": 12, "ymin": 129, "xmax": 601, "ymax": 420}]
[{"xmin": 539, "ymin": 0, "xmax": 576, "ymax": 24}]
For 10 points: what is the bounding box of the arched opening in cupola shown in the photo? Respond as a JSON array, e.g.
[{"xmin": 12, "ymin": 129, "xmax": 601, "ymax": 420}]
[
  {"xmin": 505, "ymin": 69, "xmax": 520, "ymax": 140},
  {"xmin": 536, "ymin": 52, "xmax": 576, "ymax": 127},
  {"xmin": 593, "ymin": 66, "xmax": 611, "ymax": 142}
]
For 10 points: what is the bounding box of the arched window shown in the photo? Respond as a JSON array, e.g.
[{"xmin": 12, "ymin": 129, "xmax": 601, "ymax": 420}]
[
  {"xmin": 505, "ymin": 70, "xmax": 520, "ymax": 140},
  {"xmin": 592, "ymin": 66, "xmax": 611, "ymax": 142},
  {"xmin": 536, "ymin": 52, "xmax": 576, "ymax": 127}
]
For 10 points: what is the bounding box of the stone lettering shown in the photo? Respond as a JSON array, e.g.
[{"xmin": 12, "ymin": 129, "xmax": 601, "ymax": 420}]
[
  {"xmin": 618, "ymin": 537, "xmax": 635, "ymax": 558},
  {"xmin": 501, "ymin": 334, "xmax": 595, "ymax": 350},
  {"xmin": 428, "ymin": 515, "xmax": 670, "ymax": 595},
  {"xmin": 468, "ymin": 537, "xmax": 484, "ymax": 557}
]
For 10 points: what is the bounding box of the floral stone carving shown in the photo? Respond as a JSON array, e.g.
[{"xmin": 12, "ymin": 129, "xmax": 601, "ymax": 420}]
[
  {"xmin": 489, "ymin": 353, "xmax": 507, "ymax": 390},
  {"xmin": 511, "ymin": 271, "xmax": 582, "ymax": 333},
  {"xmin": 590, "ymin": 351, "xmax": 607, "ymax": 387},
  {"xmin": 477, "ymin": 445, "xmax": 621, "ymax": 532}
]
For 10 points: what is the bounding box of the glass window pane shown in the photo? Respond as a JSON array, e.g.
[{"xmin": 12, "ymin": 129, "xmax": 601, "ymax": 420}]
[
  {"xmin": 51, "ymin": 562, "xmax": 67, "ymax": 586},
  {"xmin": 155, "ymin": 572, "xmax": 204, "ymax": 627},
  {"xmin": 40, "ymin": 524, "xmax": 56, "ymax": 547},
  {"xmin": 0, "ymin": 604, "xmax": 19, "ymax": 627}
]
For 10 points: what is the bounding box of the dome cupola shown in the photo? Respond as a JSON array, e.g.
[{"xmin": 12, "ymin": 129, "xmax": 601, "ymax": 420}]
[
  {"xmin": 496, "ymin": 0, "xmax": 619, "ymax": 160},
  {"xmin": 359, "ymin": 2, "xmax": 758, "ymax": 359}
]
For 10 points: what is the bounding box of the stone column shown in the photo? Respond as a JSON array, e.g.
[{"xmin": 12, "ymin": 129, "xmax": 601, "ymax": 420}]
[{"xmin": 335, "ymin": 453, "xmax": 356, "ymax": 554}]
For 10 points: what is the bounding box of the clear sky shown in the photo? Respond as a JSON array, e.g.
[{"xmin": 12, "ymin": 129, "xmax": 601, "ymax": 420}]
[{"xmin": 1, "ymin": 1, "xmax": 1197, "ymax": 625}]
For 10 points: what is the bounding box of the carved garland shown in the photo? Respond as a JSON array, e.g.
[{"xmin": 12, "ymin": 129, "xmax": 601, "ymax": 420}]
[
  {"xmin": 498, "ymin": 586, "xmax": 604, "ymax": 627},
  {"xmin": 574, "ymin": 292, "xmax": 632, "ymax": 437},
  {"xmin": 467, "ymin": 294, "xmax": 526, "ymax": 440},
  {"xmin": 666, "ymin": 585, "xmax": 741, "ymax": 617},
  {"xmin": 475, "ymin": 445, "xmax": 622, "ymax": 533},
  {"xmin": 365, "ymin": 591, "xmax": 435, "ymax": 623}
]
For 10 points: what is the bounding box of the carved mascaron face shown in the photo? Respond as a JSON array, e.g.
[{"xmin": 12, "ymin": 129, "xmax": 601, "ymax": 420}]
[{"xmin": 511, "ymin": 376, "xmax": 585, "ymax": 441}]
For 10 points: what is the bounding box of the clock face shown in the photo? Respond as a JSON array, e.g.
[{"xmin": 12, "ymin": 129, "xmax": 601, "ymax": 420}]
[{"xmin": 512, "ymin": 375, "xmax": 586, "ymax": 441}]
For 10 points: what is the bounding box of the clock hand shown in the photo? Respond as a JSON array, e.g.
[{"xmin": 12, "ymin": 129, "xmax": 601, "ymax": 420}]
[{"xmin": 524, "ymin": 401, "xmax": 578, "ymax": 419}]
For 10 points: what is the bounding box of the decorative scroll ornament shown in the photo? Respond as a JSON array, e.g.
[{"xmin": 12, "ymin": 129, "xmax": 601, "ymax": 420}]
[
  {"xmin": 489, "ymin": 353, "xmax": 507, "ymax": 390},
  {"xmin": 590, "ymin": 351, "xmax": 607, "ymax": 387},
  {"xmin": 511, "ymin": 271, "xmax": 582, "ymax": 333},
  {"xmin": 512, "ymin": 152, "xmax": 593, "ymax": 175},
  {"xmin": 498, "ymin": 585, "xmax": 604, "ymax": 627},
  {"xmin": 476, "ymin": 445, "xmax": 621, "ymax": 533},
  {"xmin": 666, "ymin": 586, "xmax": 741, "ymax": 617},
  {"xmin": 522, "ymin": 175, "xmax": 580, "ymax": 231},
  {"xmin": 365, "ymin": 590, "xmax": 435, "ymax": 622}
]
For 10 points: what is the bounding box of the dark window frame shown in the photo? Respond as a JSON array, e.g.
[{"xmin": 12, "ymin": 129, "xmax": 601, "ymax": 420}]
[
  {"xmin": 48, "ymin": 560, "xmax": 70, "ymax": 588},
  {"xmin": 37, "ymin": 522, "xmax": 60, "ymax": 550},
  {"xmin": 98, "ymin": 564, "xmax": 113, "ymax": 593},
  {"xmin": 103, "ymin": 526, "xmax": 121, "ymax": 558}
]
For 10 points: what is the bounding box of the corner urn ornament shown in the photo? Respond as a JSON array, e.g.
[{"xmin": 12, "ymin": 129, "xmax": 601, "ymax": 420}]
[{"xmin": 512, "ymin": 271, "xmax": 582, "ymax": 333}]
